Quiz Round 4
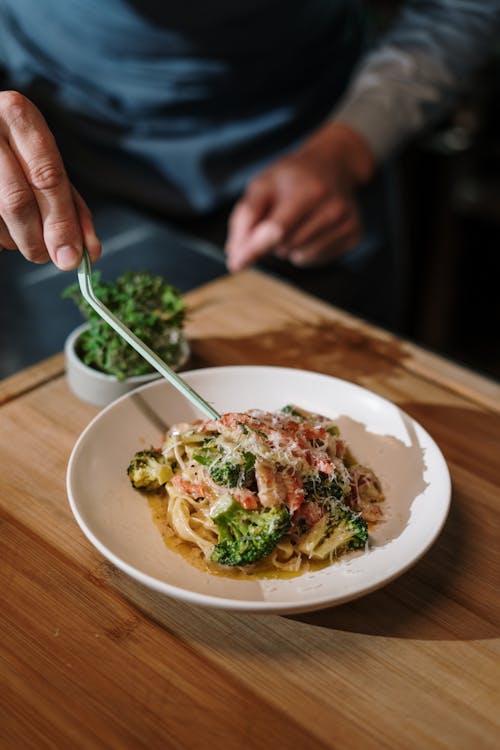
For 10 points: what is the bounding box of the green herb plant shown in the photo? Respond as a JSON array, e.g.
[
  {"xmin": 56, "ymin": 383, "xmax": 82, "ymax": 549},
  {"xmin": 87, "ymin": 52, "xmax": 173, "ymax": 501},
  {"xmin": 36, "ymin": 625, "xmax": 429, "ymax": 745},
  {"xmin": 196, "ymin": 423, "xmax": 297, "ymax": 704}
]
[{"xmin": 63, "ymin": 270, "xmax": 187, "ymax": 380}]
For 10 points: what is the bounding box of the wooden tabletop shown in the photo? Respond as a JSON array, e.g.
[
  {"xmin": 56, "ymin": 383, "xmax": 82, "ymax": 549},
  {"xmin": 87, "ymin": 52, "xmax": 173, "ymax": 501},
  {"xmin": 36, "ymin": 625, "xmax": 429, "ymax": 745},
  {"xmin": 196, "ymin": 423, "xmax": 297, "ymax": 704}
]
[{"xmin": 1, "ymin": 269, "xmax": 499, "ymax": 750}]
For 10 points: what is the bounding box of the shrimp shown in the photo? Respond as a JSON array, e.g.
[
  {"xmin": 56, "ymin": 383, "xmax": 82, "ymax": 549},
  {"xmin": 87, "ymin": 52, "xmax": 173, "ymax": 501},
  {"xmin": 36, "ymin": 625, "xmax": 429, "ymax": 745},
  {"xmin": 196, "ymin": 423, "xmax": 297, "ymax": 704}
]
[{"xmin": 255, "ymin": 460, "xmax": 287, "ymax": 507}]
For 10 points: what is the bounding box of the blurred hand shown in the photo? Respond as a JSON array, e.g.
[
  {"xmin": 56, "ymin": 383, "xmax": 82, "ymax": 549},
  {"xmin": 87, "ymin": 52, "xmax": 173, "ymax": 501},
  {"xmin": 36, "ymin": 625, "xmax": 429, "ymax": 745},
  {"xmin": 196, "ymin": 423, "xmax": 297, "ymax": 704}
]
[
  {"xmin": 225, "ymin": 122, "xmax": 375, "ymax": 271},
  {"xmin": 0, "ymin": 91, "xmax": 101, "ymax": 269}
]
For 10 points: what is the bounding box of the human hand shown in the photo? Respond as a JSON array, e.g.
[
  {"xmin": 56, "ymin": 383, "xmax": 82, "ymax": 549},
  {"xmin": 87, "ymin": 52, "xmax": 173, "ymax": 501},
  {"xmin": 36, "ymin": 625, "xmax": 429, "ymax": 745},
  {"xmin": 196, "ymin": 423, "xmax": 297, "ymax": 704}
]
[
  {"xmin": 225, "ymin": 122, "xmax": 375, "ymax": 271},
  {"xmin": 0, "ymin": 91, "xmax": 101, "ymax": 269}
]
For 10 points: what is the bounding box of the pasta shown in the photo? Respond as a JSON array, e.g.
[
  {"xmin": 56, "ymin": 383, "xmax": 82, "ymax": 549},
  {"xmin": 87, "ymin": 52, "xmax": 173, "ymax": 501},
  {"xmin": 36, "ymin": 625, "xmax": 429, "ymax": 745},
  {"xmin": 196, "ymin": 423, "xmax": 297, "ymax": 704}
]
[{"xmin": 127, "ymin": 405, "xmax": 385, "ymax": 579}]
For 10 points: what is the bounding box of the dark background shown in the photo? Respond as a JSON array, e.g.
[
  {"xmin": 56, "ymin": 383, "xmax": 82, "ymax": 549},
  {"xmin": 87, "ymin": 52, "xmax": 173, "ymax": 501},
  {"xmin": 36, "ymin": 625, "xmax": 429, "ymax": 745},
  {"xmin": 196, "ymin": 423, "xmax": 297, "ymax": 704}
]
[{"xmin": 369, "ymin": 0, "xmax": 500, "ymax": 379}]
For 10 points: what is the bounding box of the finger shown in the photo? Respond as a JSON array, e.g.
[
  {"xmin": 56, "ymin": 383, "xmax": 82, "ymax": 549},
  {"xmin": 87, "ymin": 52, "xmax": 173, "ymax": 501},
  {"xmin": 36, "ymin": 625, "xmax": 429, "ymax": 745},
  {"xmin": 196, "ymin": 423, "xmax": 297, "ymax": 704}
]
[
  {"xmin": 273, "ymin": 244, "xmax": 289, "ymax": 260},
  {"xmin": 287, "ymin": 219, "xmax": 361, "ymax": 268},
  {"xmin": 0, "ymin": 215, "xmax": 17, "ymax": 249},
  {"xmin": 0, "ymin": 136, "xmax": 48, "ymax": 263},
  {"xmin": 226, "ymin": 180, "xmax": 273, "ymax": 254},
  {"xmin": 286, "ymin": 197, "xmax": 350, "ymax": 248},
  {"xmin": 227, "ymin": 188, "xmax": 317, "ymax": 271},
  {"xmin": 71, "ymin": 187, "xmax": 102, "ymax": 263},
  {"xmin": 289, "ymin": 231, "xmax": 361, "ymax": 267},
  {"xmin": 227, "ymin": 218, "xmax": 285, "ymax": 271},
  {"xmin": 3, "ymin": 95, "xmax": 83, "ymax": 269}
]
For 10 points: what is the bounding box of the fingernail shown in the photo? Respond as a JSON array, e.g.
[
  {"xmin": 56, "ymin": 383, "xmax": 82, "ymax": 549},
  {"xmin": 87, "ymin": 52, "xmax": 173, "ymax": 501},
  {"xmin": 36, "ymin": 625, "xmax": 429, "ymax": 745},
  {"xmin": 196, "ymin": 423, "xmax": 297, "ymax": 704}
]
[{"xmin": 56, "ymin": 245, "xmax": 80, "ymax": 270}]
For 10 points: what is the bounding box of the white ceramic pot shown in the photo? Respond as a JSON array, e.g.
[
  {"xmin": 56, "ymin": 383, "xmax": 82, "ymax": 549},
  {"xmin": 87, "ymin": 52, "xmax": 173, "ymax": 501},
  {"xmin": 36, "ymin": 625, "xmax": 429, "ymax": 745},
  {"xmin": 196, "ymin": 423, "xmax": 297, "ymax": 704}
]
[{"xmin": 64, "ymin": 323, "xmax": 190, "ymax": 408}]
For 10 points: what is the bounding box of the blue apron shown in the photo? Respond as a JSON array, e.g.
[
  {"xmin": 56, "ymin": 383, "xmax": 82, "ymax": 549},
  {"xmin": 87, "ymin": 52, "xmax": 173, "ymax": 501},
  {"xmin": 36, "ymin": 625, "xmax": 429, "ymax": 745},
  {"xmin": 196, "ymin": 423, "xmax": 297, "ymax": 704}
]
[{"xmin": 0, "ymin": 0, "xmax": 363, "ymax": 216}]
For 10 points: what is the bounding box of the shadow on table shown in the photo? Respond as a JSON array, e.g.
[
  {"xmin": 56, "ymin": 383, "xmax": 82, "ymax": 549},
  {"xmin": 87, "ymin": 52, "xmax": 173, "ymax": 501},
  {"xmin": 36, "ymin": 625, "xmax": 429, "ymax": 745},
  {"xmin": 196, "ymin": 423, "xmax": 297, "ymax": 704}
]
[
  {"xmin": 92, "ymin": 401, "xmax": 498, "ymax": 645},
  {"xmin": 290, "ymin": 403, "xmax": 500, "ymax": 641}
]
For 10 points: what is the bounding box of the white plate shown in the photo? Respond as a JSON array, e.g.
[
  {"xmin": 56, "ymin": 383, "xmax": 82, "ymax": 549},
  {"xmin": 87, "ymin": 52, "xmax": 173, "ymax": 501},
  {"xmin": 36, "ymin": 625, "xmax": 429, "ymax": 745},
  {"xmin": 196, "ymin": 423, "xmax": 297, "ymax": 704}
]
[{"xmin": 66, "ymin": 366, "xmax": 451, "ymax": 614}]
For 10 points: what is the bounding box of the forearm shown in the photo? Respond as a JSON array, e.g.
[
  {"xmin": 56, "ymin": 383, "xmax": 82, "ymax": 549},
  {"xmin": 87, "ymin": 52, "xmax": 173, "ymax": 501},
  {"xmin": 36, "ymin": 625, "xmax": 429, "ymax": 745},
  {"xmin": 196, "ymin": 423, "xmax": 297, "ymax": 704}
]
[{"xmin": 332, "ymin": 0, "xmax": 500, "ymax": 163}]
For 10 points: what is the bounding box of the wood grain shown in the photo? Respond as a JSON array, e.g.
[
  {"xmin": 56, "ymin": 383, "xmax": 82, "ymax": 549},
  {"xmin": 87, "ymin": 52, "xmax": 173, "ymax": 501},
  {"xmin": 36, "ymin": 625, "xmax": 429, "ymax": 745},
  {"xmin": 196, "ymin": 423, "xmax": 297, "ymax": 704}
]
[
  {"xmin": 0, "ymin": 269, "xmax": 499, "ymax": 750},
  {"xmin": 0, "ymin": 353, "xmax": 64, "ymax": 406},
  {"xmin": 183, "ymin": 271, "xmax": 500, "ymax": 416}
]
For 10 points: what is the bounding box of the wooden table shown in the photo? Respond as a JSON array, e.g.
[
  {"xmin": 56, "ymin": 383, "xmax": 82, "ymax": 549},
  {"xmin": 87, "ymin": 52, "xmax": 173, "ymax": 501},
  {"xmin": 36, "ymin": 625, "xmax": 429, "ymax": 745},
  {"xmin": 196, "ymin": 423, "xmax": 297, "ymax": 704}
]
[{"xmin": 1, "ymin": 270, "xmax": 499, "ymax": 750}]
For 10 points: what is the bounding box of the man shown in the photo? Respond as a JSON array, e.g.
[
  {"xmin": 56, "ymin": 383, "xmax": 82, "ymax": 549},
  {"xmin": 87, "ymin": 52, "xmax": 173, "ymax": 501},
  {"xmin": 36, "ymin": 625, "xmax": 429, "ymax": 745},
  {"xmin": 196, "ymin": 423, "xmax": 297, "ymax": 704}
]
[{"xmin": 0, "ymin": 0, "xmax": 498, "ymax": 284}]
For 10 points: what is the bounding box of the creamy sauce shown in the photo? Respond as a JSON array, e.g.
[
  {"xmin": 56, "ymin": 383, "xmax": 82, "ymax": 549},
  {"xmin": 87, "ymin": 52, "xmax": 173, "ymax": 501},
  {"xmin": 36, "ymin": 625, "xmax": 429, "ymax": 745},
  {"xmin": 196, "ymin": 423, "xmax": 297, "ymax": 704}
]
[{"xmin": 147, "ymin": 495, "xmax": 349, "ymax": 581}]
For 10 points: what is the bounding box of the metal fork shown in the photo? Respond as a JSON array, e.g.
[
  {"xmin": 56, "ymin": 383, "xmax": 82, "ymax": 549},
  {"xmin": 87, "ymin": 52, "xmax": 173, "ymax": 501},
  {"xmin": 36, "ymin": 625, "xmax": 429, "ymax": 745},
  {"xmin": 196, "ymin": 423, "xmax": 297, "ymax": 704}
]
[{"xmin": 77, "ymin": 249, "xmax": 220, "ymax": 419}]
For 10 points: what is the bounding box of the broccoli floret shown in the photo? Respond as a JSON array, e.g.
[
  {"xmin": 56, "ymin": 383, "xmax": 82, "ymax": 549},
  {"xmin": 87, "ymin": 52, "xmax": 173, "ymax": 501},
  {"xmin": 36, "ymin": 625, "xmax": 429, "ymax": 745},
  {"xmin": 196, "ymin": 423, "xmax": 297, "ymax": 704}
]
[
  {"xmin": 326, "ymin": 425, "xmax": 340, "ymax": 436},
  {"xmin": 210, "ymin": 496, "xmax": 291, "ymax": 566},
  {"xmin": 194, "ymin": 445, "xmax": 255, "ymax": 488},
  {"xmin": 209, "ymin": 462, "xmax": 241, "ymax": 486},
  {"xmin": 127, "ymin": 449, "xmax": 173, "ymax": 492},
  {"xmin": 303, "ymin": 473, "xmax": 345, "ymax": 502},
  {"xmin": 281, "ymin": 404, "xmax": 306, "ymax": 419},
  {"xmin": 298, "ymin": 504, "xmax": 367, "ymax": 560},
  {"xmin": 210, "ymin": 451, "xmax": 255, "ymax": 488},
  {"xmin": 192, "ymin": 441, "xmax": 218, "ymax": 467}
]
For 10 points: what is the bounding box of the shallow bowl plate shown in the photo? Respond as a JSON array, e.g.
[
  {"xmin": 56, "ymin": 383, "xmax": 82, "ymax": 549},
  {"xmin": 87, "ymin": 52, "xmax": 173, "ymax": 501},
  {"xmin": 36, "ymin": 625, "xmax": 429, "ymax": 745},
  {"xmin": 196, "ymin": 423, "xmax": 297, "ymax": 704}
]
[{"xmin": 66, "ymin": 366, "xmax": 451, "ymax": 614}]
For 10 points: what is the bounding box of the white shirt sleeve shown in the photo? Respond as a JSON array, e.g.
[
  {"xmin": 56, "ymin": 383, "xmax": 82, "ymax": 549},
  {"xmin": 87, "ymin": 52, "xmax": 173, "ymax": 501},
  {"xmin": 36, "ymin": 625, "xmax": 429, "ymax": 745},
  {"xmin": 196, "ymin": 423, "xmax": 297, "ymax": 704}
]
[{"xmin": 332, "ymin": 0, "xmax": 500, "ymax": 162}]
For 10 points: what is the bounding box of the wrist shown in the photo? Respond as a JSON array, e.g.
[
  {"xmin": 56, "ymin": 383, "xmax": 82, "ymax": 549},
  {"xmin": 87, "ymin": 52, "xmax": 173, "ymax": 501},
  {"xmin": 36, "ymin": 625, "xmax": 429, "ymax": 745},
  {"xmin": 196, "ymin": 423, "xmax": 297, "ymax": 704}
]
[{"xmin": 305, "ymin": 121, "xmax": 376, "ymax": 186}]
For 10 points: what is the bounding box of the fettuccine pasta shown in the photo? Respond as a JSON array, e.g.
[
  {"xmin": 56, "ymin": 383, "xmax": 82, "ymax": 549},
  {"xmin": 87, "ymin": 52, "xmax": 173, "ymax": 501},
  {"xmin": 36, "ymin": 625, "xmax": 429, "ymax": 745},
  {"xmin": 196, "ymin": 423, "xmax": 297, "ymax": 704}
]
[{"xmin": 127, "ymin": 405, "xmax": 384, "ymax": 578}]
